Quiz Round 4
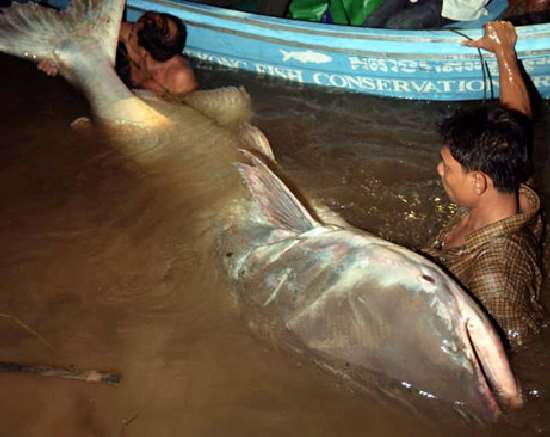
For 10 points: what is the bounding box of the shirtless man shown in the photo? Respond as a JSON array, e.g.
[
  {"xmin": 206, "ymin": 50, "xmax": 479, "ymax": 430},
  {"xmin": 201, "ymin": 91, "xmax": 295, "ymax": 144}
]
[
  {"xmin": 40, "ymin": 11, "xmax": 197, "ymax": 97},
  {"xmin": 424, "ymin": 21, "xmax": 545, "ymax": 346}
]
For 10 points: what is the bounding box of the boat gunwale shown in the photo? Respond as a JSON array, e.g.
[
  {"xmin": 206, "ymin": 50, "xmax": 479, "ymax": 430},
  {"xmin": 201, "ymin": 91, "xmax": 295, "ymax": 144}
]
[
  {"xmin": 178, "ymin": 20, "xmax": 550, "ymax": 60},
  {"xmin": 123, "ymin": 0, "xmax": 550, "ymax": 100}
]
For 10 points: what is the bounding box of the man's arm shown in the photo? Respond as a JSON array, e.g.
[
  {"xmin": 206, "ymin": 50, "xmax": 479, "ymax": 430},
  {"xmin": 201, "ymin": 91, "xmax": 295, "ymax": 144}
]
[{"xmin": 464, "ymin": 21, "xmax": 531, "ymax": 118}]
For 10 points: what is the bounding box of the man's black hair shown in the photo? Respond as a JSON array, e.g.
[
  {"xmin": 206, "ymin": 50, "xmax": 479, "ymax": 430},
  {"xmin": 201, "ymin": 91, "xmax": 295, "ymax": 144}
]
[
  {"xmin": 439, "ymin": 104, "xmax": 533, "ymax": 193},
  {"xmin": 137, "ymin": 12, "xmax": 186, "ymax": 62}
]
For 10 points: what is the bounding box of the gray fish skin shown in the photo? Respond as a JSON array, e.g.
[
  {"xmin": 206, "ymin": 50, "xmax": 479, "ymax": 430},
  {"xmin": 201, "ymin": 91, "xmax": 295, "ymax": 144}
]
[
  {"xmin": 222, "ymin": 152, "xmax": 522, "ymax": 421},
  {"xmin": 0, "ymin": 0, "xmax": 521, "ymax": 423}
]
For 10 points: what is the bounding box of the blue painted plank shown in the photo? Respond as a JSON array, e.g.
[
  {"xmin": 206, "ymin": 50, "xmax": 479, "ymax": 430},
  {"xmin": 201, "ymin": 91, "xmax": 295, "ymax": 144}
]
[{"xmin": 44, "ymin": 0, "xmax": 550, "ymax": 100}]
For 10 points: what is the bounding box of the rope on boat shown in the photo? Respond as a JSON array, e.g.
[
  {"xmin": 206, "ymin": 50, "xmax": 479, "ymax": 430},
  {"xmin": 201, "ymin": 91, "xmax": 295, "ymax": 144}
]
[{"xmin": 448, "ymin": 28, "xmax": 494, "ymax": 102}]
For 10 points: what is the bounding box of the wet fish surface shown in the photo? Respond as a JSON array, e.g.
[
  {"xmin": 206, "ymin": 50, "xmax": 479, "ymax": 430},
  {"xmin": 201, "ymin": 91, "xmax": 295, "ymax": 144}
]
[{"xmin": 0, "ymin": 0, "xmax": 523, "ymax": 422}]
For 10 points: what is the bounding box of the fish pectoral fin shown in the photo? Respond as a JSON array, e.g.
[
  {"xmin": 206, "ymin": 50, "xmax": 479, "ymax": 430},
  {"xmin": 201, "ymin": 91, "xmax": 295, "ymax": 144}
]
[
  {"xmin": 183, "ymin": 87, "xmax": 252, "ymax": 129},
  {"xmin": 236, "ymin": 150, "xmax": 319, "ymax": 233}
]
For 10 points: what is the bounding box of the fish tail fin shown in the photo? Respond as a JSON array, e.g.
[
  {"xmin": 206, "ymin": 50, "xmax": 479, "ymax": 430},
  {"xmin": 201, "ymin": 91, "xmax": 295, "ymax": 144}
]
[
  {"xmin": 236, "ymin": 150, "xmax": 319, "ymax": 233},
  {"xmin": 0, "ymin": 0, "xmax": 123, "ymax": 68},
  {"xmin": 239, "ymin": 123, "xmax": 276, "ymax": 162},
  {"xmin": 280, "ymin": 49, "xmax": 290, "ymax": 62}
]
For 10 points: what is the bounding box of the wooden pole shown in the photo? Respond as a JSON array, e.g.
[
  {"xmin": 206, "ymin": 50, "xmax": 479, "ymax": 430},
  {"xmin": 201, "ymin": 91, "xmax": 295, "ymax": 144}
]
[{"xmin": 0, "ymin": 361, "xmax": 121, "ymax": 384}]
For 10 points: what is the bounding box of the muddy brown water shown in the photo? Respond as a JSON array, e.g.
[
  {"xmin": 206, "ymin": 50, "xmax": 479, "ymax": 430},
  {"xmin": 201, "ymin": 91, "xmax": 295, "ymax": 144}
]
[{"xmin": 1, "ymin": 54, "xmax": 550, "ymax": 436}]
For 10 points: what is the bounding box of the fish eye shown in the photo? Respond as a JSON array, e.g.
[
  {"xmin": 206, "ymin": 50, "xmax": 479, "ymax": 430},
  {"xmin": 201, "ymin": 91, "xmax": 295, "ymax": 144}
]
[{"xmin": 421, "ymin": 274, "xmax": 435, "ymax": 284}]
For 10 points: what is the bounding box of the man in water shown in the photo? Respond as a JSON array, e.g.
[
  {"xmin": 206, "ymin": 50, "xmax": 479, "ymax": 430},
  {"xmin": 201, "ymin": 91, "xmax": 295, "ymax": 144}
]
[
  {"xmin": 423, "ymin": 21, "xmax": 544, "ymax": 347},
  {"xmin": 39, "ymin": 11, "xmax": 197, "ymax": 97}
]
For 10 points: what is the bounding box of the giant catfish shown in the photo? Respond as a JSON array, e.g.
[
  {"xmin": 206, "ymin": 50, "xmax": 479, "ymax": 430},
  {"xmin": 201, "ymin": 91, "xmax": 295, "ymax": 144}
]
[{"xmin": 0, "ymin": 0, "xmax": 522, "ymax": 421}]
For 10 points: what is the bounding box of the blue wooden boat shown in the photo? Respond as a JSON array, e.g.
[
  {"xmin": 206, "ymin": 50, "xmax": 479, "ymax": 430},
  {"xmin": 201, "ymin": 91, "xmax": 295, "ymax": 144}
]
[{"xmin": 46, "ymin": 0, "xmax": 550, "ymax": 100}]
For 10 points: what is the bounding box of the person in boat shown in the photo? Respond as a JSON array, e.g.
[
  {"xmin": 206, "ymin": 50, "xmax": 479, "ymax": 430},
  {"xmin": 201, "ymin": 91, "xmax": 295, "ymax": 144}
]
[
  {"xmin": 199, "ymin": 0, "xmax": 291, "ymax": 17},
  {"xmin": 39, "ymin": 11, "xmax": 198, "ymax": 98},
  {"xmin": 116, "ymin": 11, "xmax": 197, "ymax": 97},
  {"xmin": 288, "ymin": 0, "xmax": 384, "ymax": 26},
  {"xmin": 256, "ymin": 0, "xmax": 291, "ymax": 17},
  {"xmin": 422, "ymin": 21, "xmax": 545, "ymax": 347},
  {"xmin": 364, "ymin": 0, "xmax": 489, "ymax": 29},
  {"xmin": 506, "ymin": 0, "xmax": 550, "ymax": 25}
]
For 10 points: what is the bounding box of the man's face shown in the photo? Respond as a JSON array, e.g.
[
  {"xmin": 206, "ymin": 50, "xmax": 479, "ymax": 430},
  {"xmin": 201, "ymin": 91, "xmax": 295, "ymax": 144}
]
[{"xmin": 437, "ymin": 146, "xmax": 477, "ymax": 207}]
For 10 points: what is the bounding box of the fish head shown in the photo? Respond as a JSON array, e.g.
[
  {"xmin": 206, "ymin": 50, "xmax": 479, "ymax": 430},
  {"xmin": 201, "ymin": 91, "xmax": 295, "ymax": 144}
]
[
  {"xmin": 286, "ymin": 233, "xmax": 522, "ymax": 422},
  {"xmin": 362, "ymin": 245, "xmax": 522, "ymax": 421}
]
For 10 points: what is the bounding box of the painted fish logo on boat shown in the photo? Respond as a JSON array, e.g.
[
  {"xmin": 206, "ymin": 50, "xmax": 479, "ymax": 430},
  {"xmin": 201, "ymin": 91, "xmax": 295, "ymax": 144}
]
[{"xmin": 280, "ymin": 49, "xmax": 332, "ymax": 64}]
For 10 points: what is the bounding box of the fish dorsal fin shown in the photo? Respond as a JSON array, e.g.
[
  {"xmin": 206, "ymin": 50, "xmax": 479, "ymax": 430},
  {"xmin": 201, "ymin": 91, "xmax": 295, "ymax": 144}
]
[
  {"xmin": 0, "ymin": 0, "xmax": 124, "ymax": 66},
  {"xmin": 236, "ymin": 150, "xmax": 319, "ymax": 233},
  {"xmin": 239, "ymin": 123, "xmax": 276, "ymax": 162}
]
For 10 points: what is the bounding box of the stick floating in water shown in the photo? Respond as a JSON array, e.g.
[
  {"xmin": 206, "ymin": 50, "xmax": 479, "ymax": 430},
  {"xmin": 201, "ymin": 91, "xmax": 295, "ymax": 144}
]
[{"xmin": 0, "ymin": 361, "xmax": 121, "ymax": 385}]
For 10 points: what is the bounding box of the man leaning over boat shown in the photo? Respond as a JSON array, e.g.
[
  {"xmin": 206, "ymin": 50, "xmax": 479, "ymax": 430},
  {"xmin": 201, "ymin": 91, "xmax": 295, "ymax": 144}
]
[
  {"xmin": 421, "ymin": 21, "xmax": 545, "ymax": 347},
  {"xmin": 37, "ymin": 10, "xmax": 198, "ymax": 98}
]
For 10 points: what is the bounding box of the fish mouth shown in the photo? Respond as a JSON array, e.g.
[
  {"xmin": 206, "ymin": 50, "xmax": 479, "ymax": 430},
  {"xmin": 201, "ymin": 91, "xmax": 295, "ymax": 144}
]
[
  {"xmin": 462, "ymin": 312, "xmax": 523, "ymax": 421},
  {"xmin": 464, "ymin": 318, "xmax": 502, "ymax": 420},
  {"xmin": 449, "ymin": 280, "xmax": 523, "ymax": 420}
]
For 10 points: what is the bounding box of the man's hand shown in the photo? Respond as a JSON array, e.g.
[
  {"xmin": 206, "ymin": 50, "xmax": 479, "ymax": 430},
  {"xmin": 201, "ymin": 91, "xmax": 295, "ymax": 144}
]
[
  {"xmin": 37, "ymin": 59, "xmax": 60, "ymax": 76},
  {"xmin": 463, "ymin": 20, "xmax": 531, "ymax": 117},
  {"xmin": 462, "ymin": 20, "xmax": 517, "ymax": 56}
]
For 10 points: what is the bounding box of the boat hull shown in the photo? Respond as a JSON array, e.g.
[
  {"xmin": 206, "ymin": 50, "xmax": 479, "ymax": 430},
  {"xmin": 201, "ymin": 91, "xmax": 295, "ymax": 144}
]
[{"xmin": 49, "ymin": 0, "xmax": 550, "ymax": 100}]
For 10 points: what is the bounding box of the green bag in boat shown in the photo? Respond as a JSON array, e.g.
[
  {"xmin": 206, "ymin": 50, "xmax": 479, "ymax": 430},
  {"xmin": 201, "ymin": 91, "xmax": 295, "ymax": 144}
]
[
  {"xmin": 330, "ymin": 0, "xmax": 384, "ymax": 25},
  {"xmin": 288, "ymin": 0, "xmax": 329, "ymax": 22},
  {"xmin": 288, "ymin": 0, "xmax": 383, "ymax": 25}
]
